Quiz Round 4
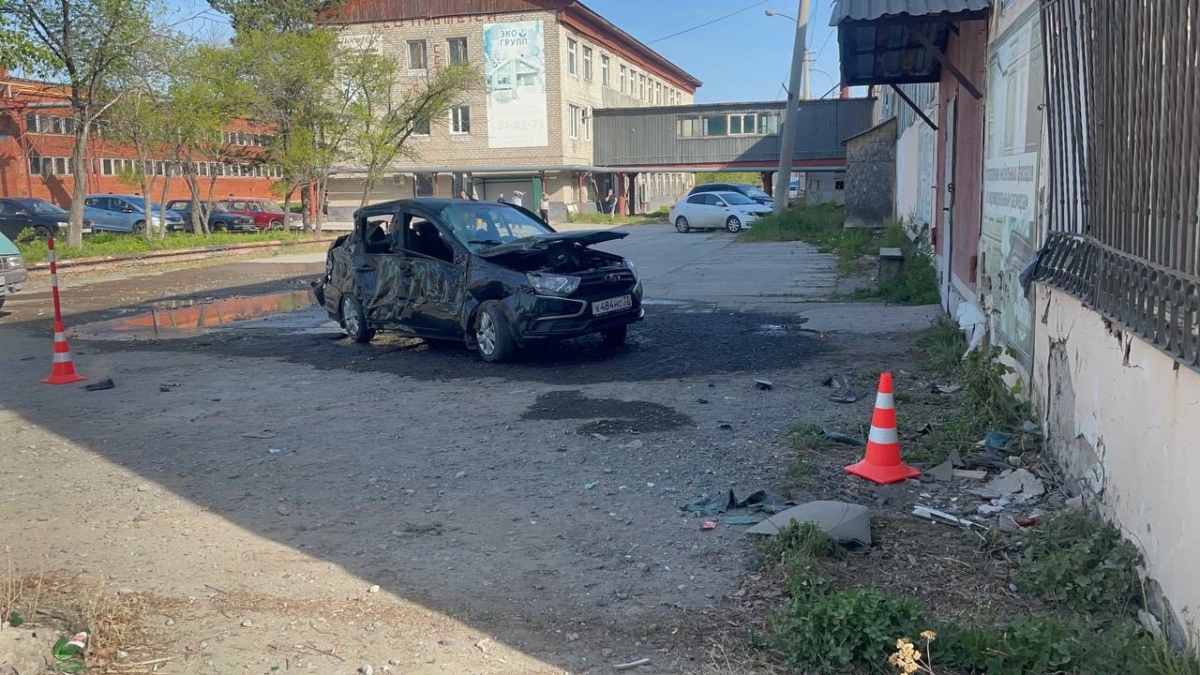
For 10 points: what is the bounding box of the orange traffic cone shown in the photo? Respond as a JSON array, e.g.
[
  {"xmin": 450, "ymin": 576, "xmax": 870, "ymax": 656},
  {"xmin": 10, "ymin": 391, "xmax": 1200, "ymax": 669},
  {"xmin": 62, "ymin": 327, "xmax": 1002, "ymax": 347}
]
[
  {"xmin": 42, "ymin": 321, "xmax": 87, "ymax": 385},
  {"xmin": 845, "ymin": 372, "xmax": 919, "ymax": 484}
]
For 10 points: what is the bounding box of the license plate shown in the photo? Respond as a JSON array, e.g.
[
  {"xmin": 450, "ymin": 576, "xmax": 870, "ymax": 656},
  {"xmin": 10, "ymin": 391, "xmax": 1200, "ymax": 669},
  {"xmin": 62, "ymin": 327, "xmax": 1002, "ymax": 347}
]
[{"xmin": 593, "ymin": 294, "xmax": 633, "ymax": 316}]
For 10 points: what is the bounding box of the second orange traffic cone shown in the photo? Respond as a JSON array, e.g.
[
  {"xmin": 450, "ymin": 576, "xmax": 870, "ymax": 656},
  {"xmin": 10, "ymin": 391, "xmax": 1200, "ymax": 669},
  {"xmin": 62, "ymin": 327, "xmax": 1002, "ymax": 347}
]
[{"xmin": 845, "ymin": 372, "xmax": 919, "ymax": 484}]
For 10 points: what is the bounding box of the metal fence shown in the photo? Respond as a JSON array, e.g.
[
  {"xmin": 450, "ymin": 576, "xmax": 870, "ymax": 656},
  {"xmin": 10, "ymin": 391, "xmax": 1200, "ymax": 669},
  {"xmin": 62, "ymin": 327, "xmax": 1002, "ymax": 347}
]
[{"xmin": 1035, "ymin": 0, "xmax": 1200, "ymax": 368}]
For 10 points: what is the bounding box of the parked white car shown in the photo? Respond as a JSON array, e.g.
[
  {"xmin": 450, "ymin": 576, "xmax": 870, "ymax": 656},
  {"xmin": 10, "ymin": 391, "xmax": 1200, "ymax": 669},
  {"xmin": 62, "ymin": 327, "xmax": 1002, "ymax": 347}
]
[{"xmin": 669, "ymin": 191, "xmax": 771, "ymax": 233}]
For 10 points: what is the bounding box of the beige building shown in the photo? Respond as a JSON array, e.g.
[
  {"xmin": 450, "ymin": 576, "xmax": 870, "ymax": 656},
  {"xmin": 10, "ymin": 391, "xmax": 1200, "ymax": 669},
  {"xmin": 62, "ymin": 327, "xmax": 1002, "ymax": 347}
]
[{"xmin": 323, "ymin": 0, "xmax": 702, "ymax": 222}]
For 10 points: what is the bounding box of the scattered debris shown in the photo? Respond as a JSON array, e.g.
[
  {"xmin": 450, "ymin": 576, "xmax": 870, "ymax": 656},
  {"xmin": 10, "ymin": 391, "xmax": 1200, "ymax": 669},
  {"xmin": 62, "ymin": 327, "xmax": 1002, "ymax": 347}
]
[
  {"xmin": 474, "ymin": 638, "xmax": 491, "ymax": 653},
  {"xmin": 83, "ymin": 378, "xmax": 115, "ymax": 391},
  {"xmin": 982, "ymin": 430, "xmax": 1015, "ymax": 450},
  {"xmin": 753, "ymin": 379, "xmax": 773, "ymax": 391},
  {"xmin": 701, "ymin": 521, "xmax": 717, "ymax": 530},
  {"xmin": 723, "ymin": 515, "xmax": 767, "ymax": 526},
  {"xmin": 681, "ymin": 489, "xmax": 794, "ymax": 518},
  {"xmin": 953, "ymin": 469, "xmax": 988, "ymax": 480},
  {"xmin": 748, "ymin": 500, "xmax": 872, "ymax": 546},
  {"xmin": 241, "ymin": 620, "xmax": 253, "ymax": 628},
  {"xmin": 618, "ymin": 439, "xmax": 644, "ymax": 450},
  {"xmin": 821, "ymin": 429, "xmax": 864, "ymax": 447},
  {"xmin": 267, "ymin": 448, "xmax": 282, "ymax": 455},
  {"xmin": 822, "ymin": 374, "xmax": 858, "ymax": 403},
  {"xmin": 613, "ymin": 658, "xmax": 651, "ymax": 671},
  {"xmin": 718, "ymin": 423, "xmax": 733, "ymax": 430},
  {"xmin": 566, "ymin": 632, "xmax": 580, "ymax": 642},
  {"xmin": 928, "ymin": 460, "xmax": 954, "ymax": 482},
  {"xmin": 590, "ymin": 433, "xmax": 609, "ymax": 441},
  {"xmin": 584, "ymin": 481, "xmax": 600, "ymax": 490},
  {"xmin": 696, "ymin": 398, "xmax": 710, "ymax": 404},
  {"xmin": 359, "ymin": 664, "xmax": 374, "ymax": 675},
  {"xmin": 933, "ymin": 384, "xmax": 963, "ymax": 394},
  {"xmin": 913, "ymin": 504, "xmax": 982, "ymax": 529},
  {"xmin": 1066, "ymin": 495, "xmax": 1084, "ymax": 511},
  {"xmin": 240, "ymin": 431, "xmax": 277, "ymax": 439},
  {"xmin": 368, "ymin": 585, "xmax": 380, "ymax": 594},
  {"xmin": 968, "ymin": 468, "xmax": 1045, "ymax": 499}
]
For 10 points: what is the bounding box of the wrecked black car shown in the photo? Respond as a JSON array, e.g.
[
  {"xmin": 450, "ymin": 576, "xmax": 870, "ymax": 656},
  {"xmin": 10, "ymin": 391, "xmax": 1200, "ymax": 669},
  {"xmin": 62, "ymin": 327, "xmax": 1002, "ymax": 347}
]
[{"xmin": 314, "ymin": 198, "xmax": 643, "ymax": 362}]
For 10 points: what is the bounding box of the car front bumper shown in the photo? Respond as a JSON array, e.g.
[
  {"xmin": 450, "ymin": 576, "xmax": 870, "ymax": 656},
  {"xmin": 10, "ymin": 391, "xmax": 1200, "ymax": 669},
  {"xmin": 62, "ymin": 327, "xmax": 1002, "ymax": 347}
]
[
  {"xmin": 518, "ymin": 284, "xmax": 644, "ymax": 341},
  {"xmin": 2, "ymin": 268, "xmax": 28, "ymax": 296}
]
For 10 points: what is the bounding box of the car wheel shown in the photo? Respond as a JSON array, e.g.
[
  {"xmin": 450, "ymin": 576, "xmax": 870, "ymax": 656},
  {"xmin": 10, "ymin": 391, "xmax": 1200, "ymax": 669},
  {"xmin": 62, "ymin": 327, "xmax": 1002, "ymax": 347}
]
[
  {"xmin": 475, "ymin": 300, "xmax": 516, "ymax": 363},
  {"xmin": 340, "ymin": 293, "xmax": 374, "ymax": 344},
  {"xmin": 133, "ymin": 220, "xmax": 146, "ymax": 234},
  {"xmin": 269, "ymin": 219, "xmax": 283, "ymax": 231},
  {"xmin": 601, "ymin": 325, "xmax": 628, "ymax": 349},
  {"xmin": 674, "ymin": 216, "xmax": 690, "ymax": 233},
  {"xmin": 725, "ymin": 216, "xmax": 742, "ymax": 233},
  {"xmin": 33, "ymin": 226, "xmax": 50, "ymax": 239}
]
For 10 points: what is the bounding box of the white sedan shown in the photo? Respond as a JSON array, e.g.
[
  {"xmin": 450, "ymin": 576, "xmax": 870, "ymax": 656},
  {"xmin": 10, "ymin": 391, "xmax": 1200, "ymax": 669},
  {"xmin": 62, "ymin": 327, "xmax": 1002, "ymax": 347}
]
[{"xmin": 669, "ymin": 191, "xmax": 771, "ymax": 233}]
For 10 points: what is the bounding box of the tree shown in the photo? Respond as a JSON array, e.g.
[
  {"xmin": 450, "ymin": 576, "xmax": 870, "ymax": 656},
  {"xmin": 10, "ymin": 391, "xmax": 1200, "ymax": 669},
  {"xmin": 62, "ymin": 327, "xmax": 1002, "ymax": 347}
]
[
  {"xmin": 1, "ymin": 0, "xmax": 153, "ymax": 247},
  {"xmin": 341, "ymin": 42, "xmax": 480, "ymax": 208},
  {"xmin": 0, "ymin": 14, "xmax": 50, "ymax": 69},
  {"xmin": 207, "ymin": 0, "xmax": 341, "ymax": 33}
]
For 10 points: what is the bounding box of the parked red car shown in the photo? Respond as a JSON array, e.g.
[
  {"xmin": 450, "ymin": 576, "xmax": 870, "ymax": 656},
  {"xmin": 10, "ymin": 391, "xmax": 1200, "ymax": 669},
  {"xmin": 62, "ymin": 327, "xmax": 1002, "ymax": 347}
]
[{"xmin": 217, "ymin": 197, "xmax": 302, "ymax": 231}]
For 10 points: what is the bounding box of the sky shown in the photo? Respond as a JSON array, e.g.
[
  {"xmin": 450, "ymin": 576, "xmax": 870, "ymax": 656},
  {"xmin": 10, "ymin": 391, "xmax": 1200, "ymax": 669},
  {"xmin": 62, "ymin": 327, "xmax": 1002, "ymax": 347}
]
[{"xmin": 165, "ymin": 0, "xmax": 846, "ymax": 103}]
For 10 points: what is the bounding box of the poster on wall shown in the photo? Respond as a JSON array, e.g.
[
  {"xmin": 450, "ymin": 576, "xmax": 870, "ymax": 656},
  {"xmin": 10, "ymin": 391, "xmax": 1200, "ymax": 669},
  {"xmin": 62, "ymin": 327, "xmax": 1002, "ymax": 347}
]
[
  {"xmin": 981, "ymin": 4, "xmax": 1043, "ymax": 368},
  {"xmin": 483, "ymin": 20, "xmax": 548, "ymax": 149}
]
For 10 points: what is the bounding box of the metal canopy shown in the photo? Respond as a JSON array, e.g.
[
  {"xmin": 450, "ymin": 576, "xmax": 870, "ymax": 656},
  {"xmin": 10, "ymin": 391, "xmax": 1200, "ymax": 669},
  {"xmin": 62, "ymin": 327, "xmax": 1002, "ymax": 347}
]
[{"xmin": 830, "ymin": 0, "xmax": 990, "ymax": 89}]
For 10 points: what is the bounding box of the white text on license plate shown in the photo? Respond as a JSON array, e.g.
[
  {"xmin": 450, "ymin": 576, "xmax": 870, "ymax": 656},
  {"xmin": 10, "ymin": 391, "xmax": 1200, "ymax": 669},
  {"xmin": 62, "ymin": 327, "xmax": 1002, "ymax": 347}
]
[{"xmin": 592, "ymin": 295, "xmax": 633, "ymax": 316}]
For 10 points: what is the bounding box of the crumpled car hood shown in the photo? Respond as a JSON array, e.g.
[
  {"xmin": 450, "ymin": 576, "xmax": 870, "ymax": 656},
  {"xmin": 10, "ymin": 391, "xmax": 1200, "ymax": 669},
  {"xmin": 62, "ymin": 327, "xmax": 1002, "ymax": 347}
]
[{"xmin": 478, "ymin": 230, "xmax": 627, "ymax": 259}]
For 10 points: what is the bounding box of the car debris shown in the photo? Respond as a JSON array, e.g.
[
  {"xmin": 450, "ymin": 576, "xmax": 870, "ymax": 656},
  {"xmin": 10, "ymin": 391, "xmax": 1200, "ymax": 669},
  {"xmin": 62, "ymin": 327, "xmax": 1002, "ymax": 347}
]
[
  {"xmin": 613, "ymin": 658, "xmax": 651, "ymax": 671},
  {"xmin": 933, "ymin": 384, "xmax": 963, "ymax": 394},
  {"xmin": 753, "ymin": 379, "xmax": 773, "ymax": 391},
  {"xmin": 701, "ymin": 521, "xmax": 717, "ymax": 530},
  {"xmin": 912, "ymin": 504, "xmax": 983, "ymax": 529},
  {"xmin": 315, "ymin": 199, "xmax": 644, "ymax": 362},
  {"xmin": 822, "ymin": 374, "xmax": 858, "ymax": 403},
  {"xmin": 748, "ymin": 500, "xmax": 872, "ymax": 546},
  {"xmin": 968, "ymin": 468, "xmax": 1045, "ymax": 499},
  {"xmin": 82, "ymin": 378, "xmax": 115, "ymax": 391}
]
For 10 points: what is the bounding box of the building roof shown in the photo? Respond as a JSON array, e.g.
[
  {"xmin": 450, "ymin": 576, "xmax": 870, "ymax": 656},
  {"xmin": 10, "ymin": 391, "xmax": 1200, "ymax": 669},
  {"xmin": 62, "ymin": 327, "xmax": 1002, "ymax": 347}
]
[{"xmin": 829, "ymin": 0, "xmax": 991, "ymax": 25}]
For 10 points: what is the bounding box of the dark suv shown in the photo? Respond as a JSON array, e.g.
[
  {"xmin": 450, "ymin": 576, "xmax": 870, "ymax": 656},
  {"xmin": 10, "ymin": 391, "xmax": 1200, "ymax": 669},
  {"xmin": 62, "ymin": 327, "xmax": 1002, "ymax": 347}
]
[
  {"xmin": 688, "ymin": 182, "xmax": 775, "ymax": 206},
  {"xmin": 315, "ymin": 198, "xmax": 643, "ymax": 362},
  {"xmin": 166, "ymin": 200, "xmax": 257, "ymax": 232},
  {"xmin": 0, "ymin": 198, "xmax": 94, "ymax": 240}
]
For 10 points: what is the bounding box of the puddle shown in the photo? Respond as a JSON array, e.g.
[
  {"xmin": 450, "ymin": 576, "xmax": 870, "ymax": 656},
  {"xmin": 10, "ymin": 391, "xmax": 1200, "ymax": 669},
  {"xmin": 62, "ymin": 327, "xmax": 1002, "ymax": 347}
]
[
  {"xmin": 754, "ymin": 322, "xmax": 812, "ymax": 337},
  {"xmin": 70, "ymin": 289, "xmax": 317, "ymax": 340}
]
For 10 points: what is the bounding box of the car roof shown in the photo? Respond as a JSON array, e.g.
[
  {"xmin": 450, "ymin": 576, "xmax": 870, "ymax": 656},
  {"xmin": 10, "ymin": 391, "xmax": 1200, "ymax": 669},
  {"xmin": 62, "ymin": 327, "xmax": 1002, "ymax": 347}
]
[{"xmin": 88, "ymin": 194, "xmax": 142, "ymax": 199}]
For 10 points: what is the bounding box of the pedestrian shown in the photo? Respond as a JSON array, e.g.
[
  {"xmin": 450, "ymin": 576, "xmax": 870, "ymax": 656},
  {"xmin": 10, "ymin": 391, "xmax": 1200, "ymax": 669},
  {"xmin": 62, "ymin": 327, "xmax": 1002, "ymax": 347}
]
[
  {"xmin": 470, "ymin": 187, "xmax": 479, "ymax": 201},
  {"xmin": 511, "ymin": 190, "xmax": 524, "ymax": 207},
  {"xmin": 497, "ymin": 193, "xmax": 506, "ymax": 204},
  {"xmin": 604, "ymin": 189, "xmax": 616, "ymax": 219},
  {"xmin": 539, "ymin": 192, "xmax": 550, "ymax": 223},
  {"xmin": 459, "ymin": 189, "xmax": 469, "ymax": 200}
]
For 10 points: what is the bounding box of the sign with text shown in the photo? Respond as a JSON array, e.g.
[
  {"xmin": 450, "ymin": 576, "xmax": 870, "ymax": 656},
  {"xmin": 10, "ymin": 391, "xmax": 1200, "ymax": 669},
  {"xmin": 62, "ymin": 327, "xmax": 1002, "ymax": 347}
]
[{"xmin": 483, "ymin": 20, "xmax": 548, "ymax": 149}]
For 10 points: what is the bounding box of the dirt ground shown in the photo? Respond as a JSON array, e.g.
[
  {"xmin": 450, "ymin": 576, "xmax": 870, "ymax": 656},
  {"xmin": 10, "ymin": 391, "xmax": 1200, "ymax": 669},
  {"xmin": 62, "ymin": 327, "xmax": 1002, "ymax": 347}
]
[{"xmin": 0, "ymin": 245, "xmax": 956, "ymax": 674}]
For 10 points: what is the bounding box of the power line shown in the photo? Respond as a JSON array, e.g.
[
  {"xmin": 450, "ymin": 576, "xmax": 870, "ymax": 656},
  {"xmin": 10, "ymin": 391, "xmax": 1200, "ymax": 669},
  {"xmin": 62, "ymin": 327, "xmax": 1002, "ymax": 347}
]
[{"xmin": 645, "ymin": 0, "xmax": 772, "ymax": 45}]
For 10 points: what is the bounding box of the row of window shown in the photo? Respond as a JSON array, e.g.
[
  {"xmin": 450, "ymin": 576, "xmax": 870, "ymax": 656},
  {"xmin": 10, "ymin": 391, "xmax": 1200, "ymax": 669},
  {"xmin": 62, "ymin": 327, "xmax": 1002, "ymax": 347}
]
[
  {"xmin": 677, "ymin": 112, "xmax": 783, "ymax": 138},
  {"xmin": 28, "ymin": 155, "xmax": 284, "ymax": 179},
  {"xmin": 406, "ymin": 37, "xmax": 469, "ymax": 70},
  {"xmin": 223, "ymin": 130, "xmax": 272, "ymax": 147},
  {"xmin": 567, "ymin": 104, "xmax": 592, "ymax": 141},
  {"xmin": 566, "ymin": 37, "xmax": 683, "ymax": 107},
  {"xmin": 25, "ymin": 113, "xmax": 271, "ymax": 147}
]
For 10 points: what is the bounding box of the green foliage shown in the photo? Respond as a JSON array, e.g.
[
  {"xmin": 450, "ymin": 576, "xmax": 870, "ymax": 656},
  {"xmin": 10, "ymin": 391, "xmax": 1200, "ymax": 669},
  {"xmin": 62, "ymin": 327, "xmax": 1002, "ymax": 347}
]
[
  {"xmin": 0, "ymin": 16, "xmax": 53, "ymax": 70},
  {"xmin": 773, "ymin": 587, "xmax": 924, "ymax": 672},
  {"xmin": 757, "ymin": 522, "xmax": 837, "ymax": 570},
  {"xmin": 696, "ymin": 172, "xmax": 763, "ymax": 188},
  {"xmin": 915, "ymin": 319, "xmax": 968, "ymax": 376},
  {"xmin": 1018, "ymin": 514, "xmax": 1143, "ymax": 613},
  {"xmin": 878, "ymin": 247, "xmax": 941, "ymax": 305},
  {"xmin": 15, "ymin": 230, "xmax": 319, "ymax": 263},
  {"xmin": 1141, "ymin": 638, "xmax": 1200, "ymax": 675},
  {"xmin": 207, "ymin": 0, "xmax": 343, "ymax": 32},
  {"xmin": 961, "ymin": 345, "xmax": 1031, "ymax": 431},
  {"xmin": 936, "ymin": 616, "xmax": 1152, "ymax": 675},
  {"xmin": 738, "ymin": 203, "xmax": 846, "ymax": 243},
  {"xmin": 566, "ymin": 211, "xmax": 664, "ymax": 225}
]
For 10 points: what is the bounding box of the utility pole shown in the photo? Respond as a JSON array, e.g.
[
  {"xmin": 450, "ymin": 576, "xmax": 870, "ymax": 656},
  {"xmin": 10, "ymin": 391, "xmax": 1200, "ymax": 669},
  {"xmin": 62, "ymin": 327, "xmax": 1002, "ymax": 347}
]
[{"xmin": 772, "ymin": 0, "xmax": 811, "ymax": 215}]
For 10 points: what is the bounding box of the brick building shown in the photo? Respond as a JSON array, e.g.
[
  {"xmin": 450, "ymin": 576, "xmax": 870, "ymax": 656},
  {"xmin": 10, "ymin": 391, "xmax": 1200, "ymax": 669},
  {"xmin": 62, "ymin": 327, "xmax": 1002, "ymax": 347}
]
[
  {"xmin": 322, "ymin": 0, "xmax": 703, "ymax": 221},
  {"xmin": 0, "ymin": 71, "xmax": 281, "ymax": 208}
]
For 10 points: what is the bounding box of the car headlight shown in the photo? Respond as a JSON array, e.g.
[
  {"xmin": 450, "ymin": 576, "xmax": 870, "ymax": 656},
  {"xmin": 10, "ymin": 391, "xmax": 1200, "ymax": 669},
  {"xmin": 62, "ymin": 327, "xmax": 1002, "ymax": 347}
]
[
  {"xmin": 527, "ymin": 273, "xmax": 580, "ymax": 297},
  {"xmin": 56, "ymin": 221, "xmax": 68, "ymax": 228},
  {"xmin": 622, "ymin": 259, "xmax": 638, "ymax": 279},
  {"xmin": 2, "ymin": 254, "xmax": 24, "ymax": 270}
]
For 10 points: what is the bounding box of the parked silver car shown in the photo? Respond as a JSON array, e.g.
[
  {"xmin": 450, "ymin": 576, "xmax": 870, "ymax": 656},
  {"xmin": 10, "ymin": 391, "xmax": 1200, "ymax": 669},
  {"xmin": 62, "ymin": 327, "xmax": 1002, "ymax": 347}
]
[
  {"xmin": 83, "ymin": 194, "xmax": 183, "ymax": 234},
  {"xmin": 669, "ymin": 191, "xmax": 771, "ymax": 233}
]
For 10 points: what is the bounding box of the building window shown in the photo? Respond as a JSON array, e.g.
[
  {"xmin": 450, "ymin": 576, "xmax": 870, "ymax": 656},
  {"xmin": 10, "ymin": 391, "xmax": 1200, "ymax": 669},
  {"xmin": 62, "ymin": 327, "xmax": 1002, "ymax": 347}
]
[
  {"xmin": 729, "ymin": 113, "xmax": 756, "ymax": 135},
  {"xmin": 759, "ymin": 112, "xmax": 781, "ymax": 135},
  {"xmin": 199, "ymin": 162, "xmax": 209, "ymax": 177},
  {"xmin": 677, "ymin": 117, "xmax": 700, "ymax": 137},
  {"xmin": 408, "ymin": 40, "xmax": 427, "ymax": 70},
  {"xmin": 448, "ymin": 37, "xmax": 467, "ymax": 65},
  {"xmin": 582, "ymin": 45, "xmax": 592, "ymax": 80},
  {"xmin": 102, "ymin": 159, "xmax": 113, "ymax": 175},
  {"xmin": 567, "ymin": 38, "xmax": 577, "ymax": 75},
  {"xmin": 703, "ymin": 115, "xmax": 728, "ymax": 136},
  {"xmin": 450, "ymin": 105, "xmax": 470, "ymax": 134},
  {"xmin": 413, "ymin": 117, "xmax": 431, "ymax": 135},
  {"xmin": 584, "ymin": 106, "xmax": 592, "ymax": 141},
  {"xmin": 619, "ymin": 64, "xmax": 627, "ymax": 93},
  {"xmin": 568, "ymin": 104, "xmax": 580, "ymax": 139},
  {"xmin": 835, "ymin": 180, "xmax": 845, "ymax": 190},
  {"xmin": 601, "ymin": 55, "xmax": 610, "ymax": 87},
  {"xmin": 639, "ymin": 73, "xmax": 646, "ymax": 100},
  {"xmin": 655, "ymin": 82, "xmax": 662, "ymax": 105},
  {"xmin": 54, "ymin": 157, "xmax": 68, "ymax": 175},
  {"xmin": 675, "ymin": 90, "xmax": 682, "ymax": 105}
]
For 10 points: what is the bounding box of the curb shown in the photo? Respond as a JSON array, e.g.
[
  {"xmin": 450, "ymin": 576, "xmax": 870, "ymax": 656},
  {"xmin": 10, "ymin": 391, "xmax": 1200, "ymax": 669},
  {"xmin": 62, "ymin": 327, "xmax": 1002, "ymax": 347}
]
[{"xmin": 26, "ymin": 237, "xmax": 338, "ymax": 272}]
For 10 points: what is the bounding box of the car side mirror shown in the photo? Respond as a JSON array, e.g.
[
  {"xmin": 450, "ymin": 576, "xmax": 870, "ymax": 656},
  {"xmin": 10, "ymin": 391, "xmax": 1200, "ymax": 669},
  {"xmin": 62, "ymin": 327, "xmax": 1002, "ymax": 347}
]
[{"xmin": 715, "ymin": 201, "xmax": 726, "ymax": 207}]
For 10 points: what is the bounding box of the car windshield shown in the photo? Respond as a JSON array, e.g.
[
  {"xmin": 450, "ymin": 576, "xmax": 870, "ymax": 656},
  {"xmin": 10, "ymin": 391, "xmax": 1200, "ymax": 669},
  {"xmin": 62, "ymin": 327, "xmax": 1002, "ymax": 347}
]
[
  {"xmin": 21, "ymin": 199, "xmax": 67, "ymax": 215},
  {"xmin": 720, "ymin": 193, "xmax": 755, "ymax": 206},
  {"xmin": 742, "ymin": 187, "xmax": 772, "ymax": 200},
  {"xmin": 126, "ymin": 198, "xmax": 167, "ymax": 213},
  {"xmin": 263, "ymin": 201, "xmax": 285, "ymax": 212},
  {"xmin": 440, "ymin": 203, "xmax": 554, "ymax": 251}
]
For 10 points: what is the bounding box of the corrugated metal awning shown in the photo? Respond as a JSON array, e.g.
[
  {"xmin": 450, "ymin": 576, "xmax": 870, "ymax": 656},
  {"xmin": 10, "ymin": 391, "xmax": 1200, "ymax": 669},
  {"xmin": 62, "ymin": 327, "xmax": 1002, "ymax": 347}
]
[{"xmin": 829, "ymin": 0, "xmax": 991, "ymax": 25}]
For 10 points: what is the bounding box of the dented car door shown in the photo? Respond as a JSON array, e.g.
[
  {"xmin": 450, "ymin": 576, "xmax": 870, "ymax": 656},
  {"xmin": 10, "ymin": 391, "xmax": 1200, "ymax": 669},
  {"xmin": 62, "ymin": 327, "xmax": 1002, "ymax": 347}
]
[{"xmin": 396, "ymin": 213, "xmax": 466, "ymax": 337}]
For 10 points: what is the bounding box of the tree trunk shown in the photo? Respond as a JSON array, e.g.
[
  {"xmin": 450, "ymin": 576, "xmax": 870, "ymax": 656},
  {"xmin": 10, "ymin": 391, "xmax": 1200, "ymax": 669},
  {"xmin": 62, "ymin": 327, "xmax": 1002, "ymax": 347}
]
[
  {"xmin": 67, "ymin": 109, "xmax": 91, "ymax": 248},
  {"xmin": 158, "ymin": 171, "xmax": 172, "ymax": 240},
  {"xmin": 300, "ymin": 183, "xmax": 312, "ymax": 233},
  {"xmin": 359, "ymin": 171, "xmax": 376, "ymax": 209},
  {"xmin": 185, "ymin": 170, "xmax": 207, "ymax": 235},
  {"xmin": 316, "ymin": 176, "xmax": 328, "ymax": 234}
]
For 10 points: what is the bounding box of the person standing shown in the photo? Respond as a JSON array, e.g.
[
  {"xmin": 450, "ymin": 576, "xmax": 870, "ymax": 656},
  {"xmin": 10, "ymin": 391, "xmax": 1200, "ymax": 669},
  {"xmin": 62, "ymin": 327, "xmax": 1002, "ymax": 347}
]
[
  {"xmin": 539, "ymin": 192, "xmax": 550, "ymax": 223},
  {"xmin": 497, "ymin": 193, "xmax": 506, "ymax": 204},
  {"xmin": 604, "ymin": 189, "xmax": 617, "ymax": 219},
  {"xmin": 511, "ymin": 190, "xmax": 524, "ymax": 208},
  {"xmin": 458, "ymin": 189, "xmax": 469, "ymax": 200}
]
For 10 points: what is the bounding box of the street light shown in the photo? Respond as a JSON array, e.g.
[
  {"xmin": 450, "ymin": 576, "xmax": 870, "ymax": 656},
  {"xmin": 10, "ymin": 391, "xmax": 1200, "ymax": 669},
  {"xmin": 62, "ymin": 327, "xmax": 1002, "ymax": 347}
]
[{"xmin": 765, "ymin": 9, "xmax": 797, "ymax": 21}]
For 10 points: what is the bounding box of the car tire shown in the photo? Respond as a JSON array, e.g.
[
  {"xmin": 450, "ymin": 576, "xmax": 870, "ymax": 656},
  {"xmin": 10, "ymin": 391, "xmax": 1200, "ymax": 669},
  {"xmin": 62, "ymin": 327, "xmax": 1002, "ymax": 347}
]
[
  {"xmin": 674, "ymin": 216, "xmax": 690, "ymax": 233},
  {"xmin": 33, "ymin": 226, "xmax": 50, "ymax": 239},
  {"xmin": 475, "ymin": 300, "xmax": 516, "ymax": 363},
  {"xmin": 133, "ymin": 220, "xmax": 146, "ymax": 234},
  {"xmin": 601, "ymin": 325, "xmax": 628, "ymax": 349},
  {"xmin": 725, "ymin": 216, "xmax": 742, "ymax": 233},
  {"xmin": 340, "ymin": 293, "xmax": 374, "ymax": 344},
  {"xmin": 269, "ymin": 219, "xmax": 283, "ymax": 231}
]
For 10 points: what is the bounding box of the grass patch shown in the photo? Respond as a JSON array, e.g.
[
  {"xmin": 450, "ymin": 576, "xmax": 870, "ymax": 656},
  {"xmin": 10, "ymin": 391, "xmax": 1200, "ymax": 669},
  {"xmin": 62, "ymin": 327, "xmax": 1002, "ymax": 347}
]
[
  {"xmin": 1017, "ymin": 514, "xmax": 1143, "ymax": 614},
  {"xmin": 566, "ymin": 207, "xmax": 668, "ymax": 226},
  {"xmin": 15, "ymin": 229, "xmax": 324, "ymax": 264},
  {"xmin": 915, "ymin": 319, "xmax": 969, "ymax": 376}
]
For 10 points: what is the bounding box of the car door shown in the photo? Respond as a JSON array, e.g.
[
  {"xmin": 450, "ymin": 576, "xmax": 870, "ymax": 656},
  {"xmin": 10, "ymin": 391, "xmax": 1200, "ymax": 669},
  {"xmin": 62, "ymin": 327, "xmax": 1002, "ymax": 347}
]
[
  {"xmin": 679, "ymin": 194, "xmax": 707, "ymax": 228},
  {"xmin": 701, "ymin": 194, "xmax": 728, "ymax": 228},
  {"xmin": 83, "ymin": 197, "xmax": 117, "ymax": 231},
  {"xmin": 0, "ymin": 200, "xmax": 34, "ymax": 240},
  {"xmin": 399, "ymin": 213, "xmax": 466, "ymax": 337},
  {"xmin": 352, "ymin": 211, "xmax": 414, "ymax": 331}
]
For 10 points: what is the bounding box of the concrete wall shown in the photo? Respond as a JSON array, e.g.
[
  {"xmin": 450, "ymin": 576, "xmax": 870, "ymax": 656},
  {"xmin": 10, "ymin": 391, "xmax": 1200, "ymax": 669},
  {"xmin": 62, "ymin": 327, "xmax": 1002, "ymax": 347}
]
[
  {"xmin": 844, "ymin": 119, "xmax": 896, "ymax": 228},
  {"xmin": 1032, "ymin": 286, "xmax": 1200, "ymax": 643}
]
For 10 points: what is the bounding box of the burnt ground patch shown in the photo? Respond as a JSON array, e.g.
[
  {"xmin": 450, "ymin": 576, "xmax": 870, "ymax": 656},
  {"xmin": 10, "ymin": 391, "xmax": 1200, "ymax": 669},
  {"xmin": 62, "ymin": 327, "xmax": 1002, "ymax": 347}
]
[
  {"xmin": 64, "ymin": 305, "xmax": 833, "ymax": 385},
  {"xmin": 521, "ymin": 389, "xmax": 693, "ymax": 434}
]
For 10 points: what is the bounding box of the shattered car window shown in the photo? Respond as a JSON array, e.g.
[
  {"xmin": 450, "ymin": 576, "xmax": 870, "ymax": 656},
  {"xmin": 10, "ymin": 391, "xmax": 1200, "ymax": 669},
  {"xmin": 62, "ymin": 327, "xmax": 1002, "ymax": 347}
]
[{"xmin": 440, "ymin": 203, "xmax": 553, "ymax": 252}]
